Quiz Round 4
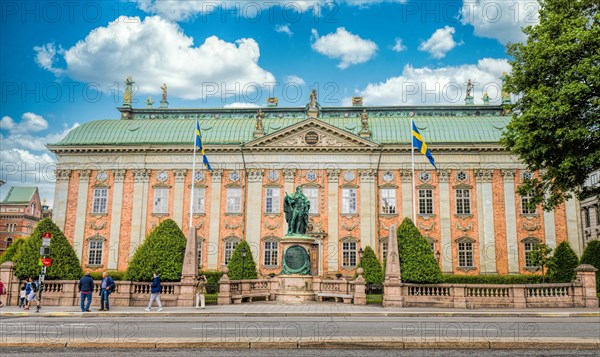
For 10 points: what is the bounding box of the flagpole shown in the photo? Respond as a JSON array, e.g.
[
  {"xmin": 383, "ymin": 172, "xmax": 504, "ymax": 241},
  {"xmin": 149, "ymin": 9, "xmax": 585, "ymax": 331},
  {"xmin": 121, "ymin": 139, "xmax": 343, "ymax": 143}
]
[
  {"xmin": 411, "ymin": 119, "xmax": 416, "ymax": 223},
  {"xmin": 189, "ymin": 120, "xmax": 198, "ymax": 229}
]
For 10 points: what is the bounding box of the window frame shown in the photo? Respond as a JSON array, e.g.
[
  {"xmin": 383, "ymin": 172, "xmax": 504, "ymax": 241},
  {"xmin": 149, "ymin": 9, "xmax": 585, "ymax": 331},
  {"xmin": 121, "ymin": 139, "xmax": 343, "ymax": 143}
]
[
  {"xmin": 263, "ymin": 239, "xmax": 279, "ymax": 267},
  {"xmin": 192, "ymin": 187, "xmax": 206, "ymax": 214},
  {"xmin": 226, "ymin": 187, "xmax": 242, "ymax": 214},
  {"xmin": 380, "ymin": 188, "xmax": 397, "ymax": 214},
  {"xmin": 153, "ymin": 187, "xmax": 169, "ymax": 214},
  {"xmin": 265, "ymin": 187, "xmax": 281, "ymax": 214},
  {"xmin": 455, "ymin": 188, "xmax": 471, "ymax": 215},
  {"xmin": 87, "ymin": 240, "xmax": 104, "ymax": 266},
  {"xmin": 342, "ymin": 188, "xmax": 357, "ymax": 214},
  {"xmin": 341, "ymin": 240, "xmax": 357, "ymax": 268},
  {"xmin": 224, "ymin": 238, "xmax": 240, "ymax": 265},
  {"xmin": 521, "ymin": 192, "xmax": 536, "ymax": 215},
  {"xmin": 457, "ymin": 238, "xmax": 474, "ymax": 268},
  {"xmin": 302, "ymin": 186, "xmax": 319, "ymax": 214},
  {"xmin": 92, "ymin": 187, "xmax": 108, "ymax": 214},
  {"xmin": 418, "ymin": 188, "xmax": 434, "ymax": 215}
]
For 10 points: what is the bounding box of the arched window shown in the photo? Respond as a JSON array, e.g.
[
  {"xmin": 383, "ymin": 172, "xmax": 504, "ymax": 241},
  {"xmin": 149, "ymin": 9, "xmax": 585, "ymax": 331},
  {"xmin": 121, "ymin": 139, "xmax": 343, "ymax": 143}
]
[{"xmin": 6, "ymin": 237, "xmax": 13, "ymax": 247}]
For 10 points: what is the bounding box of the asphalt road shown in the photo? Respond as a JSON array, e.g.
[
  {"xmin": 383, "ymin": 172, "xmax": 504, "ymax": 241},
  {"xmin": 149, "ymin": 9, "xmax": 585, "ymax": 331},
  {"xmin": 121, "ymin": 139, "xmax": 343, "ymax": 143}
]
[
  {"xmin": 1, "ymin": 315, "xmax": 599, "ymax": 341},
  {"xmin": 1, "ymin": 348, "xmax": 599, "ymax": 357}
]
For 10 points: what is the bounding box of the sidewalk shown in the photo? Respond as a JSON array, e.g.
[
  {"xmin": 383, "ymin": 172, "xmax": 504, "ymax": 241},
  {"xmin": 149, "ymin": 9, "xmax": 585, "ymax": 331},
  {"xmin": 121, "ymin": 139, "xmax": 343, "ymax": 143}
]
[{"xmin": 1, "ymin": 302, "xmax": 599, "ymax": 318}]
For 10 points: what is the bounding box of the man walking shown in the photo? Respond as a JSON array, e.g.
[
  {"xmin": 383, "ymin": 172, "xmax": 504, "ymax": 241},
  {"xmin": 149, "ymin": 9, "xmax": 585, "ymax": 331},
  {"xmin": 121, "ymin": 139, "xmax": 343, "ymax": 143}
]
[
  {"xmin": 145, "ymin": 271, "xmax": 162, "ymax": 312},
  {"xmin": 78, "ymin": 272, "xmax": 94, "ymax": 312},
  {"xmin": 195, "ymin": 274, "xmax": 207, "ymax": 309},
  {"xmin": 0, "ymin": 278, "xmax": 6, "ymax": 308},
  {"xmin": 99, "ymin": 271, "xmax": 115, "ymax": 311},
  {"xmin": 24, "ymin": 277, "xmax": 40, "ymax": 311}
]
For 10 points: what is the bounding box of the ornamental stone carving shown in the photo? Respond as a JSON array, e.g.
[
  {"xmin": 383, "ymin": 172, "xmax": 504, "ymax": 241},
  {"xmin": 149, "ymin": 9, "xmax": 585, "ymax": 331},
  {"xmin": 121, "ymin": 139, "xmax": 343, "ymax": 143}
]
[
  {"xmin": 55, "ymin": 169, "xmax": 72, "ymax": 182},
  {"xmin": 326, "ymin": 169, "xmax": 340, "ymax": 182},
  {"xmin": 78, "ymin": 169, "xmax": 91, "ymax": 182},
  {"xmin": 263, "ymin": 221, "xmax": 280, "ymax": 230},
  {"xmin": 522, "ymin": 221, "xmax": 540, "ymax": 231},
  {"xmin": 400, "ymin": 170, "xmax": 413, "ymax": 183},
  {"xmin": 173, "ymin": 169, "xmax": 187, "ymax": 183},
  {"xmin": 418, "ymin": 221, "xmax": 436, "ymax": 231},
  {"xmin": 502, "ymin": 169, "xmax": 516, "ymax": 182},
  {"xmin": 456, "ymin": 222, "xmax": 473, "ymax": 232},
  {"xmin": 247, "ymin": 168, "xmax": 263, "ymax": 183},
  {"xmin": 225, "ymin": 221, "xmax": 242, "ymax": 230},
  {"xmin": 283, "ymin": 168, "xmax": 296, "ymax": 183},
  {"xmin": 133, "ymin": 169, "xmax": 150, "ymax": 183},
  {"xmin": 359, "ymin": 169, "xmax": 376, "ymax": 183},
  {"xmin": 211, "ymin": 169, "xmax": 223, "ymax": 183},
  {"xmin": 342, "ymin": 221, "xmax": 359, "ymax": 231},
  {"xmin": 438, "ymin": 169, "xmax": 450, "ymax": 183},
  {"xmin": 113, "ymin": 169, "xmax": 126, "ymax": 183},
  {"xmin": 474, "ymin": 169, "xmax": 493, "ymax": 183}
]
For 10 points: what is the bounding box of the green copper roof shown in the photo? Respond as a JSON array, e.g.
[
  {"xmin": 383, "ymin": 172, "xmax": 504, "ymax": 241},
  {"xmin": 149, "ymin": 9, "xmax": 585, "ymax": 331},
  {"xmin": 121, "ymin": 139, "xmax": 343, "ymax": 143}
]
[
  {"xmin": 2, "ymin": 187, "xmax": 37, "ymax": 203},
  {"xmin": 52, "ymin": 114, "xmax": 509, "ymax": 147}
]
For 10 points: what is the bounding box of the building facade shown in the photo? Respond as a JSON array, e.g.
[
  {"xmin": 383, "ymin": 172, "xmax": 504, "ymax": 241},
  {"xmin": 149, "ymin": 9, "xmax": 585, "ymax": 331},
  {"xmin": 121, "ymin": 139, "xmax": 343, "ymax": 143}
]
[
  {"xmin": 47, "ymin": 96, "xmax": 583, "ymax": 276},
  {"xmin": 580, "ymin": 169, "xmax": 600, "ymax": 247},
  {"xmin": 0, "ymin": 187, "xmax": 43, "ymax": 253}
]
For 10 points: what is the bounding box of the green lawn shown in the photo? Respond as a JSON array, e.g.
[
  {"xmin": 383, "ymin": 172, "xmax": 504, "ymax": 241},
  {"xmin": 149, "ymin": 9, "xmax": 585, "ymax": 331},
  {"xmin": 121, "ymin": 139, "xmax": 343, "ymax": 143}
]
[{"xmin": 367, "ymin": 294, "xmax": 382, "ymax": 304}]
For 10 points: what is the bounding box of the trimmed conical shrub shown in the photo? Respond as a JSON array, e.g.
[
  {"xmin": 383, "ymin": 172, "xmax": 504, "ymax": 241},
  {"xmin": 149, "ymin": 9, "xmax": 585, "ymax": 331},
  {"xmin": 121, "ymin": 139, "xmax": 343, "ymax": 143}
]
[
  {"xmin": 579, "ymin": 240, "xmax": 600, "ymax": 292},
  {"xmin": 125, "ymin": 219, "xmax": 187, "ymax": 282},
  {"xmin": 397, "ymin": 218, "xmax": 442, "ymax": 283},
  {"xmin": 227, "ymin": 240, "xmax": 258, "ymax": 280},
  {"xmin": 359, "ymin": 246, "xmax": 384, "ymax": 284},
  {"xmin": 13, "ymin": 218, "xmax": 82, "ymax": 280},
  {"xmin": 0, "ymin": 237, "xmax": 27, "ymax": 264},
  {"xmin": 548, "ymin": 241, "xmax": 579, "ymax": 283}
]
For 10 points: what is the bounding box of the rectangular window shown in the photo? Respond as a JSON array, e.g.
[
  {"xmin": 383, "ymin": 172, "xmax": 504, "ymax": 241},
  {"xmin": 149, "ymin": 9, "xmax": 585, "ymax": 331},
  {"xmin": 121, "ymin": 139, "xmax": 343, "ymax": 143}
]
[
  {"xmin": 458, "ymin": 242, "xmax": 474, "ymax": 267},
  {"xmin": 524, "ymin": 242, "xmax": 536, "ymax": 267},
  {"xmin": 265, "ymin": 187, "xmax": 280, "ymax": 213},
  {"xmin": 303, "ymin": 187, "xmax": 318, "ymax": 214},
  {"xmin": 263, "ymin": 241, "xmax": 278, "ymax": 266},
  {"xmin": 197, "ymin": 240, "xmax": 203, "ymax": 270},
  {"xmin": 88, "ymin": 241, "xmax": 103, "ymax": 265},
  {"xmin": 521, "ymin": 192, "xmax": 536, "ymax": 214},
  {"xmin": 584, "ymin": 208, "xmax": 591, "ymax": 228},
  {"xmin": 226, "ymin": 188, "xmax": 242, "ymax": 213},
  {"xmin": 192, "ymin": 187, "xmax": 205, "ymax": 214},
  {"xmin": 596, "ymin": 205, "xmax": 600, "ymax": 226},
  {"xmin": 381, "ymin": 241, "xmax": 388, "ymax": 261},
  {"xmin": 591, "ymin": 174, "xmax": 598, "ymax": 186},
  {"xmin": 342, "ymin": 242, "xmax": 357, "ymax": 268},
  {"xmin": 380, "ymin": 188, "xmax": 397, "ymax": 214},
  {"xmin": 455, "ymin": 189, "xmax": 471, "ymax": 215},
  {"xmin": 224, "ymin": 240, "xmax": 238, "ymax": 265},
  {"xmin": 153, "ymin": 188, "xmax": 169, "ymax": 214},
  {"xmin": 418, "ymin": 189, "xmax": 434, "ymax": 215},
  {"xmin": 342, "ymin": 188, "xmax": 357, "ymax": 214},
  {"xmin": 92, "ymin": 188, "xmax": 108, "ymax": 214}
]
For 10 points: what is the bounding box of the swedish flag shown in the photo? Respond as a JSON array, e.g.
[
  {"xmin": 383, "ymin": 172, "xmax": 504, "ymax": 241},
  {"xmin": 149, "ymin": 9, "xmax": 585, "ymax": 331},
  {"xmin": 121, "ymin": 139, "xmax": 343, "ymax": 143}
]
[
  {"xmin": 412, "ymin": 121, "xmax": 436, "ymax": 169},
  {"xmin": 195, "ymin": 120, "xmax": 213, "ymax": 171}
]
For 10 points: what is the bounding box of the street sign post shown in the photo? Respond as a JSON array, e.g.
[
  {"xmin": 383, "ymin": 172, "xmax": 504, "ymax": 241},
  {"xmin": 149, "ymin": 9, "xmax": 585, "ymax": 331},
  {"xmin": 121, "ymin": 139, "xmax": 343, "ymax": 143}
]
[{"xmin": 38, "ymin": 232, "xmax": 52, "ymax": 313}]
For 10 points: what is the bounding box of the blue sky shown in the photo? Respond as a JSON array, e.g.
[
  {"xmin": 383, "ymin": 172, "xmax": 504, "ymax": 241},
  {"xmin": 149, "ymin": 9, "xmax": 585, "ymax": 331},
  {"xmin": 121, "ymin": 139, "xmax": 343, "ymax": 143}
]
[{"xmin": 0, "ymin": 0, "xmax": 539, "ymax": 204}]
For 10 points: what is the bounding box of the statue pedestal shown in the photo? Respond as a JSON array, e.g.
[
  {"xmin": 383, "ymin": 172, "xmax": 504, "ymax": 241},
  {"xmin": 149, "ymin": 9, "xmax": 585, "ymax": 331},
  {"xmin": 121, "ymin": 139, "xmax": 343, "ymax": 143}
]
[
  {"xmin": 275, "ymin": 275, "xmax": 315, "ymax": 303},
  {"xmin": 275, "ymin": 235, "xmax": 316, "ymax": 302}
]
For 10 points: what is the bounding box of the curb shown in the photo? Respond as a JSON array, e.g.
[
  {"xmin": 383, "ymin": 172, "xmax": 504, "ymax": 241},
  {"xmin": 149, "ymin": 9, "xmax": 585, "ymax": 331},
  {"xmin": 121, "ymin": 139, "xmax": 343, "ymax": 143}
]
[
  {"xmin": 1, "ymin": 311, "xmax": 599, "ymax": 318},
  {"xmin": 0, "ymin": 339, "xmax": 598, "ymax": 350}
]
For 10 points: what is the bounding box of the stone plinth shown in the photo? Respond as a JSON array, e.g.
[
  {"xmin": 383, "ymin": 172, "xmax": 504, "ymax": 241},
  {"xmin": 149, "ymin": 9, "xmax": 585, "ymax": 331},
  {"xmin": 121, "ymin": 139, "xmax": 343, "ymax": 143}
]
[
  {"xmin": 383, "ymin": 225, "xmax": 403, "ymax": 307},
  {"xmin": 275, "ymin": 275, "xmax": 315, "ymax": 303}
]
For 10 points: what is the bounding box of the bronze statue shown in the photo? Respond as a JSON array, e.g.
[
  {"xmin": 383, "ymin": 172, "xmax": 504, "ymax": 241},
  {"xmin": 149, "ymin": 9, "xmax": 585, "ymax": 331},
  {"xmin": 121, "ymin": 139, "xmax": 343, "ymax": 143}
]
[{"xmin": 284, "ymin": 186, "xmax": 310, "ymax": 235}]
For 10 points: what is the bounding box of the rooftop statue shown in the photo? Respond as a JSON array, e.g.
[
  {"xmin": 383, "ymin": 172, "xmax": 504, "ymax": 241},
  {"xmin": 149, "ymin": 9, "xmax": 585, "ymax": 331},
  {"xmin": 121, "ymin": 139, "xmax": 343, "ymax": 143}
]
[
  {"xmin": 466, "ymin": 79, "xmax": 473, "ymax": 98},
  {"xmin": 161, "ymin": 83, "xmax": 168, "ymax": 102},
  {"xmin": 255, "ymin": 109, "xmax": 265, "ymax": 132},
  {"xmin": 284, "ymin": 186, "xmax": 310, "ymax": 235},
  {"xmin": 123, "ymin": 76, "xmax": 134, "ymax": 105},
  {"xmin": 308, "ymin": 89, "xmax": 317, "ymax": 110},
  {"xmin": 361, "ymin": 109, "xmax": 369, "ymax": 131}
]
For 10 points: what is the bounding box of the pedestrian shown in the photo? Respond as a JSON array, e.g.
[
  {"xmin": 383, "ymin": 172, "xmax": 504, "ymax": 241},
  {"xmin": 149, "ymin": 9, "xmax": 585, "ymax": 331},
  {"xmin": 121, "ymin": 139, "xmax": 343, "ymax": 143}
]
[
  {"xmin": 19, "ymin": 286, "xmax": 26, "ymax": 308},
  {"xmin": 0, "ymin": 279, "xmax": 5, "ymax": 308},
  {"xmin": 195, "ymin": 274, "xmax": 207, "ymax": 309},
  {"xmin": 78, "ymin": 272, "xmax": 94, "ymax": 312},
  {"xmin": 24, "ymin": 278, "xmax": 39, "ymax": 311},
  {"xmin": 145, "ymin": 271, "xmax": 162, "ymax": 312},
  {"xmin": 98, "ymin": 271, "xmax": 115, "ymax": 311}
]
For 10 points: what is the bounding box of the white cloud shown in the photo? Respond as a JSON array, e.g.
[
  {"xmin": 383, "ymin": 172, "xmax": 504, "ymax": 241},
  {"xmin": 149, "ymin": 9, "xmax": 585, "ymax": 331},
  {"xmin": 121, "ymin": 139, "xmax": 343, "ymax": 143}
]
[
  {"xmin": 0, "ymin": 118, "xmax": 79, "ymax": 207},
  {"xmin": 392, "ymin": 38, "xmax": 407, "ymax": 52},
  {"xmin": 1, "ymin": 113, "xmax": 48, "ymax": 135},
  {"xmin": 33, "ymin": 42, "xmax": 64, "ymax": 76},
  {"xmin": 275, "ymin": 24, "xmax": 293, "ymax": 36},
  {"xmin": 461, "ymin": 0, "xmax": 540, "ymax": 44},
  {"xmin": 418, "ymin": 26, "xmax": 460, "ymax": 59},
  {"xmin": 311, "ymin": 27, "xmax": 378, "ymax": 69},
  {"xmin": 353, "ymin": 58, "xmax": 511, "ymax": 105},
  {"xmin": 35, "ymin": 16, "xmax": 275, "ymax": 100},
  {"xmin": 223, "ymin": 102, "xmax": 260, "ymax": 108},
  {"xmin": 285, "ymin": 75, "xmax": 306, "ymax": 86},
  {"xmin": 135, "ymin": 1, "xmax": 407, "ymax": 22}
]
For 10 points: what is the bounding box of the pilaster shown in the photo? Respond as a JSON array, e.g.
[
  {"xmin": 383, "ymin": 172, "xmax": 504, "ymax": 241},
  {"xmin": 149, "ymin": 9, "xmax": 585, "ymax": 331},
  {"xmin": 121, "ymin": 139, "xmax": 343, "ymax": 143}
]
[
  {"xmin": 359, "ymin": 169, "xmax": 376, "ymax": 251},
  {"xmin": 172, "ymin": 169, "xmax": 187, "ymax": 228},
  {"xmin": 502, "ymin": 169, "xmax": 519, "ymax": 273},
  {"xmin": 475, "ymin": 169, "xmax": 496, "ymax": 273},
  {"xmin": 327, "ymin": 169, "xmax": 340, "ymax": 273},
  {"xmin": 107, "ymin": 169, "xmax": 126, "ymax": 270},
  {"xmin": 73, "ymin": 169, "xmax": 91, "ymax": 261},
  {"xmin": 207, "ymin": 169, "xmax": 223, "ymax": 269},
  {"xmin": 438, "ymin": 170, "xmax": 452, "ymax": 272},
  {"xmin": 246, "ymin": 168, "xmax": 263, "ymax": 263},
  {"xmin": 400, "ymin": 170, "xmax": 413, "ymax": 219},
  {"xmin": 129, "ymin": 169, "xmax": 150, "ymax": 259},
  {"xmin": 53, "ymin": 169, "xmax": 72, "ymax": 231}
]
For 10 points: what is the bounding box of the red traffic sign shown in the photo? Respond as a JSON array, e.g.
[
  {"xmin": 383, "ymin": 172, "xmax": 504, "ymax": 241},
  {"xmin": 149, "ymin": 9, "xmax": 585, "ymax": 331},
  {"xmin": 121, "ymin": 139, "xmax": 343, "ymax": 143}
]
[
  {"xmin": 42, "ymin": 232, "xmax": 52, "ymax": 239},
  {"xmin": 41, "ymin": 257, "xmax": 53, "ymax": 267}
]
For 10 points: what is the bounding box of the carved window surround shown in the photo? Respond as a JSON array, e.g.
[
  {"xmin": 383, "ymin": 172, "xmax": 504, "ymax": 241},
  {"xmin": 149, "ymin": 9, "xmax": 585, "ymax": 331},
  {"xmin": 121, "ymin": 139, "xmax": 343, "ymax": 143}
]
[
  {"xmin": 224, "ymin": 213, "xmax": 243, "ymax": 217},
  {"xmin": 378, "ymin": 183, "xmax": 398, "ymax": 189},
  {"xmin": 339, "ymin": 183, "xmax": 358, "ymax": 189},
  {"xmin": 264, "ymin": 213, "xmax": 282, "ymax": 218},
  {"xmin": 151, "ymin": 213, "xmax": 170, "ymax": 217},
  {"xmin": 90, "ymin": 213, "xmax": 108, "ymax": 218},
  {"xmin": 92, "ymin": 183, "xmax": 110, "ymax": 189},
  {"xmin": 417, "ymin": 214, "xmax": 437, "ymax": 219},
  {"xmin": 416, "ymin": 183, "xmax": 436, "ymax": 189},
  {"xmin": 225, "ymin": 183, "xmax": 244, "ymax": 188},
  {"xmin": 192, "ymin": 213, "xmax": 206, "ymax": 218},
  {"xmin": 452, "ymin": 183, "xmax": 473, "ymax": 189},
  {"xmin": 454, "ymin": 214, "xmax": 473, "ymax": 219},
  {"xmin": 85, "ymin": 264, "xmax": 104, "ymax": 269},
  {"xmin": 520, "ymin": 213, "xmax": 539, "ymax": 218},
  {"xmin": 455, "ymin": 236, "xmax": 475, "ymax": 244},
  {"xmin": 521, "ymin": 237, "xmax": 540, "ymax": 244},
  {"xmin": 457, "ymin": 266, "xmax": 476, "ymax": 272},
  {"xmin": 380, "ymin": 213, "xmax": 398, "ymax": 218},
  {"xmin": 188, "ymin": 183, "xmax": 207, "ymax": 189},
  {"xmin": 152, "ymin": 183, "xmax": 171, "ymax": 189},
  {"xmin": 86, "ymin": 234, "xmax": 106, "ymax": 242}
]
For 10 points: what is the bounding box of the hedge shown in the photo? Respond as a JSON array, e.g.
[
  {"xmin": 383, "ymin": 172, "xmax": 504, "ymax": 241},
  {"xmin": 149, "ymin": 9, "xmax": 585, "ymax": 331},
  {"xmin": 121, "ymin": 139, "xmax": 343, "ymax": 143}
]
[
  {"xmin": 580, "ymin": 240, "xmax": 600, "ymax": 292},
  {"xmin": 0, "ymin": 238, "xmax": 27, "ymax": 264},
  {"xmin": 441, "ymin": 274, "xmax": 546, "ymax": 285},
  {"xmin": 199, "ymin": 270, "xmax": 223, "ymax": 294},
  {"xmin": 358, "ymin": 246, "xmax": 384, "ymax": 285},
  {"xmin": 14, "ymin": 218, "xmax": 82, "ymax": 280},
  {"xmin": 397, "ymin": 218, "xmax": 442, "ymax": 283},
  {"xmin": 548, "ymin": 241, "xmax": 579, "ymax": 282},
  {"xmin": 125, "ymin": 219, "xmax": 187, "ymax": 282},
  {"xmin": 89, "ymin": 271, "xmax": 127, "ymax": 281},
  {"xmin": 227, "ymin": 240, "xmax": 258, "ymax": 280}
]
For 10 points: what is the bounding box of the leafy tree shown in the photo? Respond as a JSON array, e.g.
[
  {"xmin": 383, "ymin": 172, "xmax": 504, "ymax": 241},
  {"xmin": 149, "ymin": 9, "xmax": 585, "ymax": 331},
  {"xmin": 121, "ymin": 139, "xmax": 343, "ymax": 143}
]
[
  {"xmin": 579, "ymin": 240, "xmax": 600, "ymax": 292},
  {"xmin": 0, "ymin": 238, "xmax": 27, "ymax": 264},
  {"xmin": 125, "ymin": 219, "xmax": 187, "ymax": 282},
  {"xmin": 358, "ymin": 246, "xmax": 384, "ymax": 285},
  {"xmin": 501, "ymin": 0, "xmax": 600, "ymax": 210},
  {"xmin": 227, "ymin": 240, "xmax": 258, "ymax": 280},
  {"xmin": 13, "ymin": 219, "xmax": 82, "ymax": 280},
  {"xmin": 396, "ymin": 218, "xmax": 442, "ymax": 283},
  {"xmin": 529, "ymin": 243, "xmax": 553, "ymax": 283},
  {"xmin": 548, "ymin": 241, "xmax": 579, "ymax": 282}
]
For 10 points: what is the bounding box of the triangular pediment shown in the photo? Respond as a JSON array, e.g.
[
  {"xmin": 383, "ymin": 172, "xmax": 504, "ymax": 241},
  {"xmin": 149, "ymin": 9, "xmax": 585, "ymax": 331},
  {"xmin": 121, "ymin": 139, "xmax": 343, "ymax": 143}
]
[{"xmin": 245, "ymin": 118, "xmax": 378, "ymax": 150}]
